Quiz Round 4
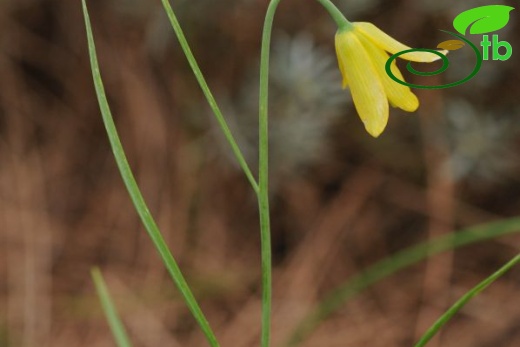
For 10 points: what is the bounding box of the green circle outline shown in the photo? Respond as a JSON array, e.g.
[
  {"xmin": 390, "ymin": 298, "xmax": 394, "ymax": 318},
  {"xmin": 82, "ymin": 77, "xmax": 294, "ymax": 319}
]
[{"xmin": 385, "ymin": 30, "xmax": 483, "ymax": 89}]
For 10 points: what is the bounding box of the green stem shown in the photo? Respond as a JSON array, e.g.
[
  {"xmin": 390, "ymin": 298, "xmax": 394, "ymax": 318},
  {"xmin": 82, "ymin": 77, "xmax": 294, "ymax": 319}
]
[
  {"xmin": 258, "ymin": 1, "xmax": 352, "ymax": 345},
  {"xmin": 315, "ymin": 0, "xmax": 352, "ymax": 30},
  {"xmin": 258, "ymin": 1, "xmax": 282, "ymax": 346},
  {"xmin": 159, "ymin": 0, "xmax": 259, "ymax": 194}
]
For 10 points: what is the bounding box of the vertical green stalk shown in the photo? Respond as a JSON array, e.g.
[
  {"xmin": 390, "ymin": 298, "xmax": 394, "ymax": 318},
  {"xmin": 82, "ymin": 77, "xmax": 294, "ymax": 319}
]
[
  {"xmin": 159, "ymin": 0, "xmax": 259, "ymax": 194},
  {"xmin": 258, "ymin": 1, "xmax": 347, "ymax": 345},
  {"xmin": 258, "ymin": 1, "xmax": 282, "ymax": 346}
]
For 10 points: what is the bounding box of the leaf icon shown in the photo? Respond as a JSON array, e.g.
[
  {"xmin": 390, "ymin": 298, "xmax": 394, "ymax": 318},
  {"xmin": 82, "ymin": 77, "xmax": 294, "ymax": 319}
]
[
  {"xmin": 437, "ymin": 40, "xmax": 465, "ymax": 51},
  {"xmin": 453, "ymin": 5, "xmax": 515, "ymax": 35}
]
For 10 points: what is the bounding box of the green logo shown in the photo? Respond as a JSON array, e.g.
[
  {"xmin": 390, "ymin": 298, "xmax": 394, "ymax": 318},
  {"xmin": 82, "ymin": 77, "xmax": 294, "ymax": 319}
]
[{"xmin": 385, "ymin": 5, "xmax": 514, "ymax": 89}]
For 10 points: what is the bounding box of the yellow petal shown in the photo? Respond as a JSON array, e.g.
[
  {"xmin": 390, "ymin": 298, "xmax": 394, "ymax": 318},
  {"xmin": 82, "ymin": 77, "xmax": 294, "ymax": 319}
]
[
  {"xmin": 336, "ymin": 47, "xmax": 349, "ymax": 89},
  {"xmin": 358, "ymin": 34, "xmax": 419, "ymax": 112},
  {"xmin": 354, "ymin": 22, "xmax": 446, "ymax": 63},
  {"xmin": 335, "ymin": 31, "xmax": 388, "ymax": 137}
]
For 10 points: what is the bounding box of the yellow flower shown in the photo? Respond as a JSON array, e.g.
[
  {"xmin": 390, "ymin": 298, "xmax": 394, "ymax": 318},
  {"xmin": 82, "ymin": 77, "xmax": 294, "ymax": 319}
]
[{"xmin": 335, "ymin": 22, "xmax": 445, "ymax": 137}]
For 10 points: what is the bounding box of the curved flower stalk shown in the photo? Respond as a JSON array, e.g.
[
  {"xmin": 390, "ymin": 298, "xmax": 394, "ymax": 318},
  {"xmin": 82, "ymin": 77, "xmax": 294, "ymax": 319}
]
[{"xmin": 335, "ymin": 22, "xmax": 446, "ymax": 137}]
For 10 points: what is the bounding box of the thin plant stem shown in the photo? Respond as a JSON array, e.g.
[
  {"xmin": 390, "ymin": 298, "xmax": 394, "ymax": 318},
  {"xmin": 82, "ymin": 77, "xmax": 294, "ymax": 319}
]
[
  {"xmin": 256, "ymin": 1, "xmax": 352, "ymax": 345},
  {"xmin": 159, "ymin": 0, "xmax": 259, "ymax": 194},
  {"xmin": 315, "ymin": 0, "xmax": 352, "ymax": 29},
  {"xmin": 258, "ymin": 1, "xmax": 282, "ymax": 346},
  {"xmin": 91, "ymin": 268, "xmax": 133, "ymax": 347},
  {"xmin": 82, "ymin": 1, "xmax": 219, "ymax": 346},
  {"xmin": 415, "ymin": 253, "xmax": 520, "ymax": 347}
]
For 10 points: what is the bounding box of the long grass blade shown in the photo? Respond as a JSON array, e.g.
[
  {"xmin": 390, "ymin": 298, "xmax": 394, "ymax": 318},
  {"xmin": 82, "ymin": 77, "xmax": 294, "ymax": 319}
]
[
  {"xmin": 81, "ymin": 2, "xmax": 219, "ymax": 346},
  {"xmin": 158, "ymin": 0, "xmax": 258, "ymax": 193},
  {"xmin": 91, "ymin": 268, "xmax": 133, "ymax": 347},
  {"xmin": 415, "ymin": 253, "xmax": 520, "ymax": 346},
  {"xmin": 287, "ymin": 217, "xmax": 520, "ymax": 346}
]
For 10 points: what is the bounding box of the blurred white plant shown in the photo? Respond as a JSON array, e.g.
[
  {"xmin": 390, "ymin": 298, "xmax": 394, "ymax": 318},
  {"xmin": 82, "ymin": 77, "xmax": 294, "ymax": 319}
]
[
  {"xmin": 215, "ymin": 32, "xmax": 348, "ymax": 182},
  {"xmin": 442, "ymin": 100, "xmax": 519, "ymax": 182}
]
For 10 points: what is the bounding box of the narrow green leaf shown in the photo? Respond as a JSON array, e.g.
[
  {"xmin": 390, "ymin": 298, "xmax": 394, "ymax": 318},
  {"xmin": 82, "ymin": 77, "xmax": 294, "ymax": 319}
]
[
  {"xmin": 91, "ymin": 268, "xmax": 133, "ymax": 347},
  {"xmin": 81, "ymin": 1, "xmax": 219, "ymax": 346},
  {"xmin": 158, "ymin": 0, "xmax": 258, "ymax": 193},
  {"xmin": 453, "ymin": 5, "xmax": 514, "ymax": 35},
  {"xmin": 415, "ymin": 253, "xmax": 520, "ymax": 347}
]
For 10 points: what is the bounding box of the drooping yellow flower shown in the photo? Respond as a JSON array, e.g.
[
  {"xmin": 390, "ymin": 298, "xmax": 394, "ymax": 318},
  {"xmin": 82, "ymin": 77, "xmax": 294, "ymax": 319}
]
[{"xmin": 335, "ymin": 22, "xmax": 445, "ymax": 137}]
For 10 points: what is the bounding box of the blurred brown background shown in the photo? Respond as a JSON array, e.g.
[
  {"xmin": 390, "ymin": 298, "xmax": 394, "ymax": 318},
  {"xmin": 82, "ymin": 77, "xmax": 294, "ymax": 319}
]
[{"xmin": 1, "ymin": 0, "xmax": 520, "ymax": 346}]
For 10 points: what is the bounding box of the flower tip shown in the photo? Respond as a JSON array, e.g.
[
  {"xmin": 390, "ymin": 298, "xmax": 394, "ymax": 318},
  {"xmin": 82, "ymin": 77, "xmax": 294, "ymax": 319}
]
[
  {"xmin": 433, "ymin": 49, "xmax": 449, "ymax": 61},
  {"xmin": 366, "ymin": 128, "xmax": 384, "ymax": 138},
  {"xmin": 399, "ymin": 93, "xmax": 420, "ymax": 112},
  {"xmin": 363, "ymin": 120, "xmax": 386, "ymax": 138}
]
